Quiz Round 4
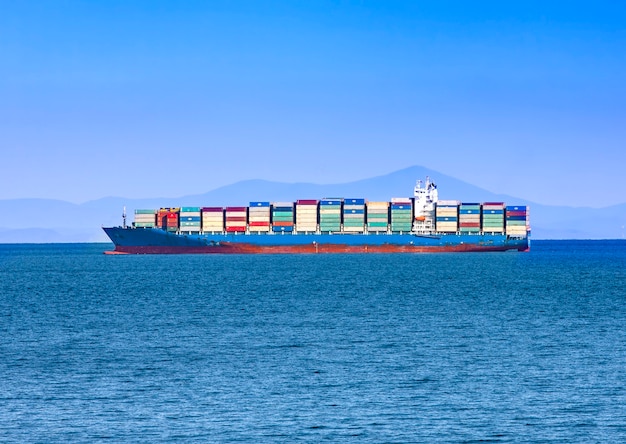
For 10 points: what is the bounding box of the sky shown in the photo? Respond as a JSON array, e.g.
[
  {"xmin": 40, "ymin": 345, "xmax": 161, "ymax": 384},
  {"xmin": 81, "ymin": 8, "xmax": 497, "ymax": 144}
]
[{"xmin": 1, "ymin": 1, "xmax": 625, "ymax": 208}]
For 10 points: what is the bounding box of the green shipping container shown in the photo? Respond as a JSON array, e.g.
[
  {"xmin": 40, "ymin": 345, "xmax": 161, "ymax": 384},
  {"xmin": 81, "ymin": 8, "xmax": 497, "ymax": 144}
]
[
  {"xmin": 272, "ymin": 211, "xmax": 294, "ymax": 217},
  {"xmin": 459, "ymin": 227, "xmax": 480, "ymax": 232},
  {"xmin": 391, "ymin": 224, "xmax": 412, "ymax": 230}
]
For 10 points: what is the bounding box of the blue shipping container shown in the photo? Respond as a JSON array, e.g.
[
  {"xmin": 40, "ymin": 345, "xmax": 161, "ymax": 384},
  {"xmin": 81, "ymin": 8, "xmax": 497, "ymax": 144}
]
[
  {"xmin": 344, "ymin": 198, "xmax": 365, "ymax": 205},
  {"xmin": 272, "ymin": 226, "xmax": 294, "ymax": 232},
  {"xmin": 320, "ymin": 200, "xmax": 342, "ymax": 206},
  {"xmin": 250, "ymin": 201, "xmax": 270, "ymax": 207},
  {"xmin": 181, "ymin": 216, "xmax": 201, "ymax": 222}
]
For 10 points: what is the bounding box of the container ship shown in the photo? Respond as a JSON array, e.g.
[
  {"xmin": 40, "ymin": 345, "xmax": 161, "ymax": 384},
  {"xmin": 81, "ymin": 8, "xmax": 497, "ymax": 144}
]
[{"xmin": 103, "ymin": 178, "xmax": 530, "ymax": 254}]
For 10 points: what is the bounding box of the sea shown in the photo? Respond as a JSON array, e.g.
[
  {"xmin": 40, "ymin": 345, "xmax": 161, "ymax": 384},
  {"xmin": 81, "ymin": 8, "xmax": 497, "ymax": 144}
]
[{"xmin": 1, "ymin": 240, "xmax": 625, "ymax": 443}]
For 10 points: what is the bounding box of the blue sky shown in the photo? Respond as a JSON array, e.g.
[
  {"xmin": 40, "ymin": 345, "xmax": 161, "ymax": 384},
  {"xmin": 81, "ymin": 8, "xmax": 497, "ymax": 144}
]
[{"xmin": 2, "ymin": 1, "xmax": 625, "ymax": 207}]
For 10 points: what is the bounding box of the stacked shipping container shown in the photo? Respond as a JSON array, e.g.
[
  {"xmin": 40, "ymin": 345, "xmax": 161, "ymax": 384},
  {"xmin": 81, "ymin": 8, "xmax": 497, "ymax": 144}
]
[
  {"xmin": 459, "ymin": 203, "xmax": 480, "ymax": 233},
  {"xmin": 248, "ymin": 202, "xmax": 271, "ymax": 233},
  {"xmin": 202, "ymin": 207, "xmax": 224, "ymax": 232},
  {"xmin": 482, "ymin": 203, "xmax": 505, "ymax": 233},
  {"xmin": 366, "ymin": 201, "xmax": 389, "ymax": 232},
  {"xmin": 295, "ymin": 200, "xmax": 318, "ymax": 232},
  {"xmin": 319, "ymin": 199, "xmax": 342, "ymax": 232},
  {"xmin": 165, "ymin": 209, "xmax": 179, "ymax": 232},
  {"xmin": 225, "ymin": 207, "xmax": 247, "ymax": 232},
  {"xmin": 134, "ymin": 209, "xmax": 156, "ymax": 228},
  {"xmin": 505, "ymin": 205, "xmax": 528, "ymax": 236},
  {"xmin": 156, "ymin": 208, "xmax": 174, "ymax": 229},
  {"xmin": 390, "ymin": 199, "xmax": 413, "ymax": 232},
  {"xmin": 272, "ymin": 202, "xmax": 294, "ymax": 232},
  {"xmin": 343, "ymin": 198, "xmax": 365, "ymax": 232},
  {"xmin": 180, "ymin": 207, "xmax": 201, "ymax": 232},
  {"xmin": 436, "ymin": 201, "xmax": 459, "ymax": 233}
]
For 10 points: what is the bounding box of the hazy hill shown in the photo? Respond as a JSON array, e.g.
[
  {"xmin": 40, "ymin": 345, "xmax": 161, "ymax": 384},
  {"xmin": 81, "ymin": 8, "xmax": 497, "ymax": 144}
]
[{"xmin": 0, "ymin": 166, "xmax": 624, "ymax": 242}]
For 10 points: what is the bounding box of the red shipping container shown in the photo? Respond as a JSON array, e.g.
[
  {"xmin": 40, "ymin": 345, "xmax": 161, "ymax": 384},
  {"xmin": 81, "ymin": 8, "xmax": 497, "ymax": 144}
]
[
  {"xmin": 296, "ymin": 200, "xmax": 318, "ymax": 205},
  {"xmin": 506, "ymin": 210, "xmax": 527, "ymax": 217},
  {"xmin": 226, "ymin": 206, "xmax": 247, "ymax": 212},
  {"xmin": 226, "ymin": 226, "xmax": 245, "ymax": 232},
  {"xmin": 273, "ymin": 221, "xmax": 294, "ymax": 227},
  {"xmin": 459, "ymin": 222, "xmax": 480, "ymax": 228},
  {"xmin": 202, "ymin": 207, "xmax": 223, "ymax": 213},
  {"xmin": 249, "ymin": 221, "xmax": 270, "ymax": 227},
  {"xmin": 225, "ymin": 216, "xmax": 247, "ymax": 222},
  {"xmin": 157, "ymin": 212, "xmax": 169, "ymax": 227}
]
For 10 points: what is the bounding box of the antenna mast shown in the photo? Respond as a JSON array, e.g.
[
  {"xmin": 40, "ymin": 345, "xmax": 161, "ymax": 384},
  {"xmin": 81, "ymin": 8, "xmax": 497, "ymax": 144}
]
[{"xmin": 123, "ymin": 206, "xmax": 127, "ymax": 229}]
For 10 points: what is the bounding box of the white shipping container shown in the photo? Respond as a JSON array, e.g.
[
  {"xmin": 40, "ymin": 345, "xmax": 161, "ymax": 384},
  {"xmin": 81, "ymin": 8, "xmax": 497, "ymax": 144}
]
[
  {"xmin": 367, "ymin": 225, "xmax": 388, "ymax": 231},
  {"xmin": 249, "ymin": 226, "xmax": 271, "ymax": 232},
  {"xmin": 295, "ymin": 226, "xmax": 317, "ymax": 232},
  {"xmin": 437, "ymin": 200, "xmax": 460, "ymax": 206},
  {"xmin": 343, "ymin": 226, "xmax": 365, "ymax": 232},
  {"xmin": 248, "ymin": 210, "xmax": 270, "ymax": 216},
  {"xmin": 203, "ymin": 223, "xmax": 224, "ymax": 228},
  {"xmin": 506, "ymin": 227, "xmax": 527, "ymax": 232},
  {"xmin": 248, "ymin": 215, "xmax": 271, "ymax": 222}
]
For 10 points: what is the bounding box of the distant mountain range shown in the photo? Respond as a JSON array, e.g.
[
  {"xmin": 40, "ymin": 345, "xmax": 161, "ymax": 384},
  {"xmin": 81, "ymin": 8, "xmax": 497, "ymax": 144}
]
[{"xmin": 1, "ymin": 166, "xmax": 624, "ymax": 243}]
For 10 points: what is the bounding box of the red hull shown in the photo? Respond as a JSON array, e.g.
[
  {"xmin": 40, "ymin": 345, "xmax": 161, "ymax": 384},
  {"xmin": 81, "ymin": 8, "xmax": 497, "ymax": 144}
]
[{"xmin": 106, "ymin": 242, "xmax": 525, "ymax": 255}]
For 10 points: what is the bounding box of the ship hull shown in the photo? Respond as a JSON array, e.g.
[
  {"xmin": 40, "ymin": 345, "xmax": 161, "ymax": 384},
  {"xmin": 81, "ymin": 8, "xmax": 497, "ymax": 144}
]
[{"xmin": 103, "ymin": 227, "xmax": 529, "ymax": 254}]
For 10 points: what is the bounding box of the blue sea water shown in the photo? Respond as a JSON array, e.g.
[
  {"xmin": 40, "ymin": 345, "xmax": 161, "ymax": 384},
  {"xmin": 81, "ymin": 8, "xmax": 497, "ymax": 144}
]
[{"xmin": 0, "ymin": 240, "xmax": 625, "ymax": 443}]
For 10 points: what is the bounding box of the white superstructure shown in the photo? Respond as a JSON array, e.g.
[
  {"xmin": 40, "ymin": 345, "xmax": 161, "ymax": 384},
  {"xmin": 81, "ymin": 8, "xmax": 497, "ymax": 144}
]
[{"xmin": 413, "ymin": 177, "xmax": 438, "ymax": 232}]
